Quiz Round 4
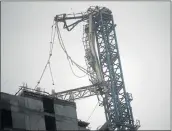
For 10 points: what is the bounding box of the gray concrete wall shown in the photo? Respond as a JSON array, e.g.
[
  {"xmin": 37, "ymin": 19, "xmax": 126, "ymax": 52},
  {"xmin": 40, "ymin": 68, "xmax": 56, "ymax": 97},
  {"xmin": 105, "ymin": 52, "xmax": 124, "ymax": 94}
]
[
  {"xmin": 0, "ymin": 92, "xmax": 80, "ymax": 130},
  {"xmin": 0, "ymin": 93, "xmax": 46, "ymax": 130},
  {"xmin": 24, "ymin": 97, "xmax": 44, "ymax": 112},
  {"xmin": 12, "ymin": 112, "xmax": 26, "ymax": 129},
  {"xmin": 54, "ymin": 104, "xmax": 77, "ymax": 118},
  {"xmin": 54, "ymin": 103, "xmax": 78, "ymax": 130},
  {"xmin": 25, "ymin": 114, "xmax": 45, "ymax": 130}
]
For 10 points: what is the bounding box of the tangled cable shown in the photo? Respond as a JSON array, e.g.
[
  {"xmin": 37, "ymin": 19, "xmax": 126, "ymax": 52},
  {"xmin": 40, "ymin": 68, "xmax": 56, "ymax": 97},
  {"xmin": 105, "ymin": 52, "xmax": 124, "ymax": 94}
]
[
  {"xmin": 34, "ymin": 21, "xmax": 94, "ymax": 89},
  {"xmin": 56, "ymin": 24, "xmax": 87, "ymax": 78},
  {"xmin": 56, "ymin": 22, "xmax": 96, "ymax": 80}
]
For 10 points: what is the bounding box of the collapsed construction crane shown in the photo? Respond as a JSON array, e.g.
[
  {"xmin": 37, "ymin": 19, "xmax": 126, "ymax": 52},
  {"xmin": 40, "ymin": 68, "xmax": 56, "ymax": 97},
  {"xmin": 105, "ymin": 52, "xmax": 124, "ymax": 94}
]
[{"xmin": 53, "ymin": 6, "xmax": 140, "ymax": 130}]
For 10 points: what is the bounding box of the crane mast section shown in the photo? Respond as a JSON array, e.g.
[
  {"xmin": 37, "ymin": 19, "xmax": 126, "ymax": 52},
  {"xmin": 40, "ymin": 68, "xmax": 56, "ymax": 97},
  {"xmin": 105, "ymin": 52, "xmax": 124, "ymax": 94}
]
[
  {"xmin": 92, "ymin": 11, "xmax": 135, "ymax": 130},
  {"xmin": 54, "ymin": 6, "xmax": 140, "ymax": 130}
]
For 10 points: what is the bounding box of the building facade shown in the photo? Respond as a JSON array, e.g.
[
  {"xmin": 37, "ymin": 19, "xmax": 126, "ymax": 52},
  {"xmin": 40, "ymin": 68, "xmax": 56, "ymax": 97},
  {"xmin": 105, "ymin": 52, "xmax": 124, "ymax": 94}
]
[{"xmin": 0, "ymin": 88, "xmax": 89, "ymax": 130}]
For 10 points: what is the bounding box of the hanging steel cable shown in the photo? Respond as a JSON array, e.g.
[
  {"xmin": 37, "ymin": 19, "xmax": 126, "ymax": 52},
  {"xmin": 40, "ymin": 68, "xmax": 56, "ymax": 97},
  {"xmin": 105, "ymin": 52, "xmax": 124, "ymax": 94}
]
[
  {"xmin": 34, "ymin": 23, "xmax": 56, "ymax": 89},
  {"xmin": 56, "ymin": 22, "xmax": 96, "ymax": 79},
  {"xmin": 86, "ymin": 102, "xmax": 99, "ymax": 122}
]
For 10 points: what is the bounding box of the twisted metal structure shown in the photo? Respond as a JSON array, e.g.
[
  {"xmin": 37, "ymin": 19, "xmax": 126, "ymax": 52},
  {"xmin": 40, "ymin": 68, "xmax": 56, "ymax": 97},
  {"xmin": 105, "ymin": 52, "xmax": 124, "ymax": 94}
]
[{"xmin": 54, "ymin": 6, "xmax": 140, "ymax": 130}]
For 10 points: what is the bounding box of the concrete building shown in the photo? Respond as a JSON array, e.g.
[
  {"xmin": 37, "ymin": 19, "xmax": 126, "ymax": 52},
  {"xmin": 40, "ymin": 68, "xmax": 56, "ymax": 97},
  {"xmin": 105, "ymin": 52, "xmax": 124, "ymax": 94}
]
[{"xmin": 0, "ymin": 87, "xmax": 90, "ymax": 131}]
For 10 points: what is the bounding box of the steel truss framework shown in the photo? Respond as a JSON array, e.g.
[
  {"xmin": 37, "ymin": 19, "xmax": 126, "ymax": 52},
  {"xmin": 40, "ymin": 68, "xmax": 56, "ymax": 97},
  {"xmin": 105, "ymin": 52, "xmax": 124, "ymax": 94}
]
[
  {"xmin": 92, "ymin": 9, "xmax": 137, "ymax": 130},
  {"xmin": 53, "ymin": 6, "xmax": 140, "ymax": 131},
  {"xmin": 54, "ymin": 84, "xmax": 99, "ymax": 101},
  {"xmin": 82, "ymin": 23, "xmax": 106, "ymax": 106}
]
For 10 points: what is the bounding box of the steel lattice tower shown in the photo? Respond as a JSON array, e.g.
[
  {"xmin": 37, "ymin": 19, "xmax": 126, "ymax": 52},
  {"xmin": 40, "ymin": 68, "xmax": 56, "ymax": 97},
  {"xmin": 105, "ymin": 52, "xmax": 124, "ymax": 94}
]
[
  {"xmin": 92, "ymin": 8, "xmax": 135, "ymax": 130},
  {"xmin": 53, "ymin": 6, "xmax": 140, "ymax": 130}
]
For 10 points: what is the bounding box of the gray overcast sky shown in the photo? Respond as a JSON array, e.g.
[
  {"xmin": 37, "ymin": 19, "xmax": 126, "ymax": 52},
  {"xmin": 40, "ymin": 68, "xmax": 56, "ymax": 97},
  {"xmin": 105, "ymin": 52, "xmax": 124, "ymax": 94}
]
[{"xmin": 1, "ymin": 1, "xmax": 170, "ymax": 130}]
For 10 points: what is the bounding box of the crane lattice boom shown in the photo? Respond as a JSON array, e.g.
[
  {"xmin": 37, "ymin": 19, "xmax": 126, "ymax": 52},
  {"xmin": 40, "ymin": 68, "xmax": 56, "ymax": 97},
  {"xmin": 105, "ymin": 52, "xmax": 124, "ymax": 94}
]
[{"xmin": 54, "ymin": 6, "xmax": 140, "ymax": 131}]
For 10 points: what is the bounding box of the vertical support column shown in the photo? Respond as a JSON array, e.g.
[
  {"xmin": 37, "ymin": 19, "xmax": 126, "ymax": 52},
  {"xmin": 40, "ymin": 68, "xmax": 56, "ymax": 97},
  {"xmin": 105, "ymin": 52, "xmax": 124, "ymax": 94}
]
[
  {"xmin": 88, "ymin": 15, "xmax": 103, "ymax": 84},
  {"xmin": 94, "ymin": 10, "xmax": 137, "ymax": 130},
  {"xmin": 87, "ymin": 13, "xmax": 110, "ymax": 126}
]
